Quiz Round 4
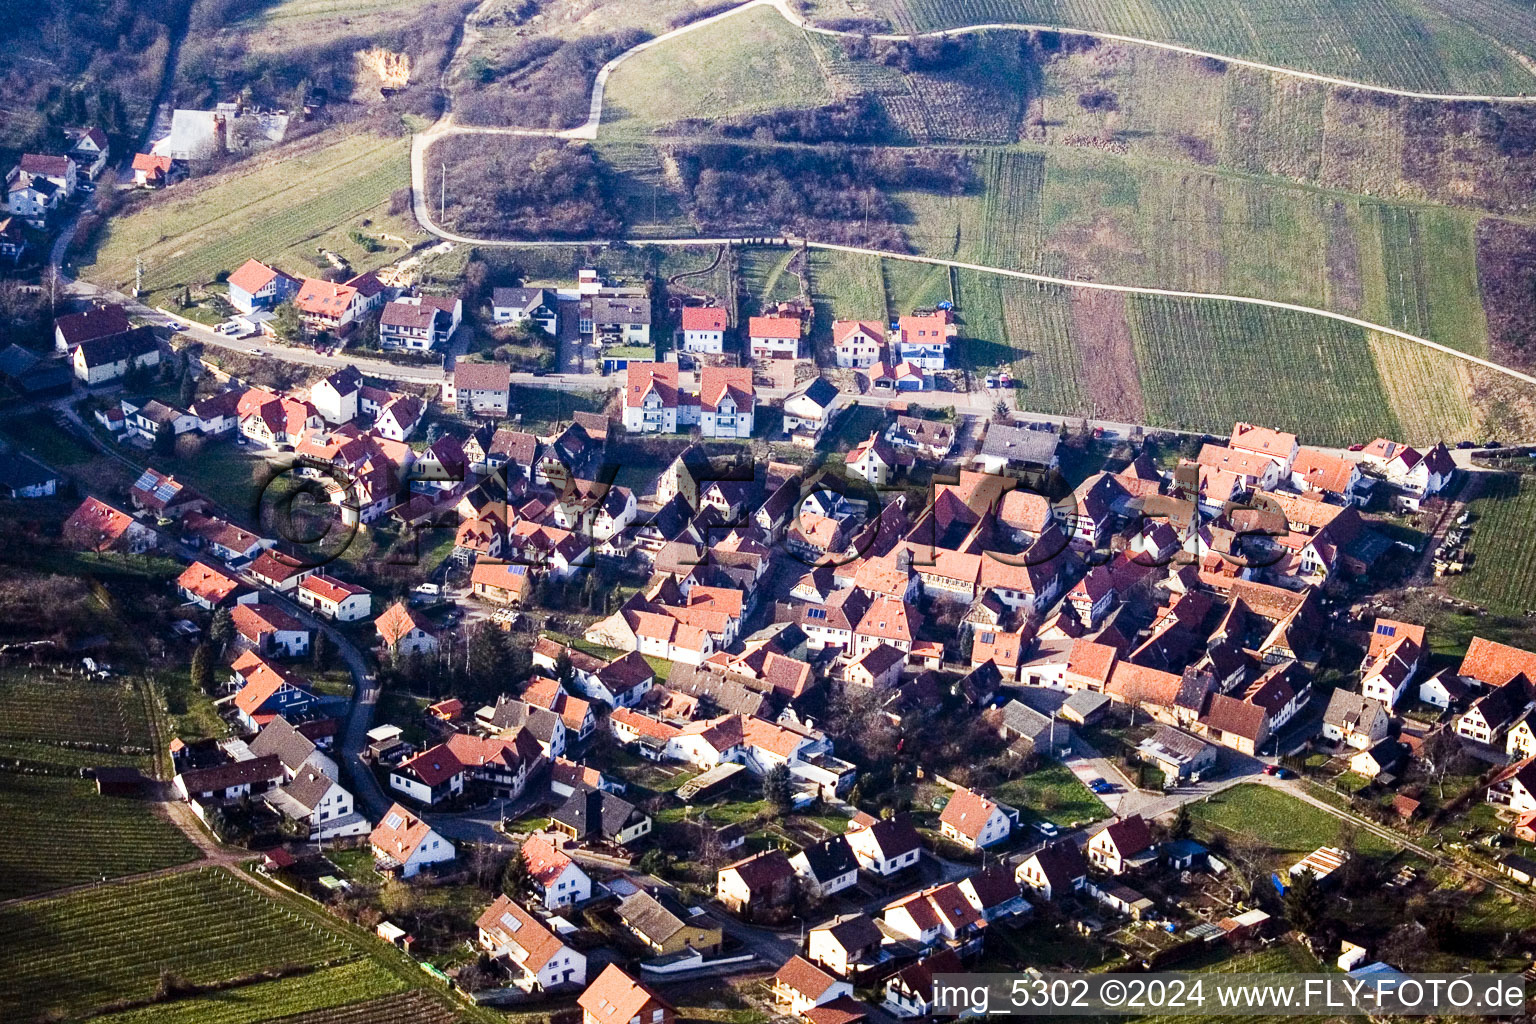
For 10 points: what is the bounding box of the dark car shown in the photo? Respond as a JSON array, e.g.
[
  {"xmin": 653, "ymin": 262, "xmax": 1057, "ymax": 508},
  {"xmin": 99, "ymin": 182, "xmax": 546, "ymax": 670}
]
[{"xmin": 1457, "ymin": 441, "xmax": 1477, "ymax": 449}]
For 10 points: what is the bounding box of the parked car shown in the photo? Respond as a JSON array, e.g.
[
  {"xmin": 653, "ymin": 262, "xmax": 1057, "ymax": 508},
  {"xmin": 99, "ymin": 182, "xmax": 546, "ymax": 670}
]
[
  {"xmin": 1034, "ymin": 821, "xmax": 1060, "ymax": 838},
  {"xmin": 1457, "ymin": 441, "xmax": 1478, "ymax": 449}
]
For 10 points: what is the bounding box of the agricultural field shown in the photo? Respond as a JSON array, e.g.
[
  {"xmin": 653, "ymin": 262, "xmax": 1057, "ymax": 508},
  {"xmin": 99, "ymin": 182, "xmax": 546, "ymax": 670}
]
[
  {"xmin": 837, "ymin": 0, "xmax": 1536, "ymax": 94},
  {"xmin": 1129, "ymin": 295, "xmax": 1428, "ymax": 445},
  {"xmin": 0, "ymin": 671, "xmax": 155, "ymax": 765},
  {"xmin": 0, "ymin": 775, "xmax": 199, "ymax": 900},
  {"xmin": 1453, "ymin": 474, "xmax": 1536, "ymax": 616},
  {"xmin": 0, "ymin": 869, "xmax": 411, "ymax": 1024},
  {"xmin": 76, "ymin": 131, "xmax": 418, "ymax": 305},
  {"xmin": 92, "ymin": 984, "xmax": 456, "ymax": 1024}
]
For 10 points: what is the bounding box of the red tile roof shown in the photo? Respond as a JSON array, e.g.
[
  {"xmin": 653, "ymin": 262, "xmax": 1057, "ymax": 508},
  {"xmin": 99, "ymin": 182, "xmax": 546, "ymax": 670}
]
[
  {"xmin": 681, "ymin": 306, "xmax": 727, "ymax": 331},
  {"xmin": 749, "ymin": 315, "xmax": 802, "ymax": 340}
]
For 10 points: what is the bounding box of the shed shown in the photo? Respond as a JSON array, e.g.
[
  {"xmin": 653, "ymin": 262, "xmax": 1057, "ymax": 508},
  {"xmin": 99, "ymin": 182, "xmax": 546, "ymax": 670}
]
[{"xmin": 90, "ymin": 765, "xmax": 148, "ymax": 797}]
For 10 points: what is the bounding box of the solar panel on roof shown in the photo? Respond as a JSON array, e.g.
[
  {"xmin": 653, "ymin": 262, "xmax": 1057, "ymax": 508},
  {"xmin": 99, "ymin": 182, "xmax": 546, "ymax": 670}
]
[{"xmin": 385, "ymin": 812, "xmax": 402, "ymax": 828}]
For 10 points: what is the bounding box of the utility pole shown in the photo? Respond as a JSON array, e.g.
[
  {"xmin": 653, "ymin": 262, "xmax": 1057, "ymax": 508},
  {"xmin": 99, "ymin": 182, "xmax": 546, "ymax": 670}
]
[
  {"xmin": 440, "ymin": 161, "xmax": 446, "ymax": 222},
  {"xmin": 134, "ymin": 257, "xmax": 144, "ymax": 298}
]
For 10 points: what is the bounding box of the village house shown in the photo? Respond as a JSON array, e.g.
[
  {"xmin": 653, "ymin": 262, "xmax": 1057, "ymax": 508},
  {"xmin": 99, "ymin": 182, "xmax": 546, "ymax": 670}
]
[
  {"xmin": 73, "ymin": 328, "xmax": 159, "ymax": 385},
  {"xmin": 550, "ymin": 786, "xmax": 651, "ymax": 846},
  {"xmin": 622, "ymin": 362, "xmax": 682, "ymax": 434},
  {"xmin": 178, "ymin": 560, "xmax": 251, "ymax": 610},
  {"xmin": 370, "ymin": 804, "xmax": 455, "ymax": 877},
  {"xmin": 1087, "ymin": 815, "xmax": 1155, "ymax": 875},
  {"xmin": 833, "ymin": 319, "xmax": 885, "ymax": 368},
  {"xmin": 1359, "ymin": 619, "xmax": 1425, "ymax": 708},
  {"xmin": 492, "ymin": 287, "xmax": 559, "ymax": 333},
  {"xmin": 808, "ymin": 914, "xmax": 887, "ymax": 979},
  {"xmin": 884, "ymin": 950, "xmax": 964, "ymax": 1019},
  {"xmin": 1322, "ymin": 690, "xmax": 1391, "ymax": 749},
  {"xmin": 63, "ymin": 496, "xmax": 158, "ymax": 553},
  {"xmin": 389, "ymin": 745, "xmax": 465, "ymax": 805},
  {"xmin": 616, "ymin": 887, "xmax": 721, "ymax": 955},
  {"xmin": 476, "ymin": 894, "xmax": 587, "ymax": 990},
  {"xmin": 578, "ymin": 966, "xmax": 674, "ymax": 1024},
  {"xmin": 938, "ymin": 786, "xmax": 1012, "ymax": 849},
  {"xmin": 890, "ymin": 310, "xmax": 956, "ymax": 370},
  {"xmin": 294, "ymin": 278, "xmax": 366, "ymax": 336},
  {"xmin": 521, "ymin": 834, "xmax": 592, "ymax": 909},
  {"xmin": 66, "ymin": 127, "xmax": 110, "ymax": 178},
  {"xmin": 444, "ymin": 362, "xmax": 511, "ymax": 417},
  {"xmin": 791, "ymin": 835, "xmax": 861, "ymax": 899},
  {"xmin": 1457, "ymin": 676, "xmax": 1534, "ymax": 747},
  {"xmin": 231, "ymin": 602, "xmax": 310, "ymax": 658},
  {"xmin": 782, "ymin": 376, "xmax": 841, "ymax": 445},
  {"xmin": 128, "ymin": 467, "xmax": 207, "ymax": 519},
  {"xmin": 380, "ymin": 296, "xmax": 457, "ymax": 350},
  {"xmin": 772, "ymin": 957, "xmax": 856, "ymax": 1019},
  {"xmin": 882, "ymin": 882, "xmax": 984, "ymax": 953},
  {"xmin": 226, "ymin": 259, "xmax": 299, "ymax": 314},
  {"xmin": 375, "ymin": 601, "xmax": 438, "ymax": 657},
  {"xmin": 584, "ymin": 294, "xmax": 651, "ymax": 345},
  {"xmin": 844, "ymin": 813, "xmax": 923, "ymax": 876},
  {"xmin": 680, "ymin": 305, "xmax": 728, "ymax": 353},
  {"xmin": 264, "ymin": 766, "xmax": 366, "ymax": 839},
  {"xmin": 717, "ymin": 849, "xmax": 795, "ymax": 921},
  {"xmin": 131, "ymin": 152, "xmax": 173, "ymax": 188},
  {"xmin": 295, "ymin": 574, "xmax": 372, "ymax": 621},
  {"xmin": 698, "ymin": 366, "xmax": 755, "ymax": 439},
  {"xmin": 1016, "ymin": 838, "xmax": 1089, "ymax": 900},
  {"xmin": 748, "ymin": 315, "xmax": 802, "ymax": 360}
]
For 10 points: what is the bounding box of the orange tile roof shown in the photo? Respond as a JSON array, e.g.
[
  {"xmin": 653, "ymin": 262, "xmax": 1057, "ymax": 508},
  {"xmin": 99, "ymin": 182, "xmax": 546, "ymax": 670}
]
[
  {"xmin": 375, "ymin": 601, "xmax": 430, "ymax": 646},
  {"xmin": 579, "ymin": 965, "xmax": 672, "ymax": 1024},
  {"xmin": 748, "ymin": 315, "xmax": 802, "ymax": 340},
  {"xmin": 1459, "ymin": 637, "xmax": 1536, "ymax": 687},
  {"xmin": 177, "ymin": 561, "xmax": 241, "ymax": 604},
  {"xmin": 939, "ymin": 786, "xmax": 999, "ymax": 840}
]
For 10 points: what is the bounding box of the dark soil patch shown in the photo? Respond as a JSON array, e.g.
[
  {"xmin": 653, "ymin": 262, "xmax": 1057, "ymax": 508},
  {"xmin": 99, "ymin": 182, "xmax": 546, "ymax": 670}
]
[
  {"xmin": 1325, "ymin": 200, "xmax": 1363, "ymax": 313},
  {"xmin": 1069, "ymin": 289, "xmax": 1144, "ymax": 423},
  {"xmin": 1474, "ymin": 217, "xmax": 1536, "ymax": 370}
]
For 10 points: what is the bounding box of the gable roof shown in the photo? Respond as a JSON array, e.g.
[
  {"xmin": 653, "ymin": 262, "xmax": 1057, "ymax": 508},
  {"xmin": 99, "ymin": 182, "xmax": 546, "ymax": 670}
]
[
  {"xmin": 1459, "ymin": 637, "xmax": 1536, "ymax": 688},
  {"xmin": 1025, "ymin": 838, "xmax": 1088, "ymax": 891},
  {"xmin": 749, "ymin": 315, "xmax": 802, "ymax": 340},
  {"xmin": 699, "ymin": 366, "xmax": 753, "ymax": 414},
  {"xmin": 375, "ymin": 601, "xmax": 431, "ymax": 646},
  {"xmin": 1093, "ymin": 815, "xmax": 1153, "ymax": 858},
  {"xmin": 227, "ymin": 259, "xmax": 291, "ymax": 296},
  {"xmin": 774, "ymin": 955, "xmax": 842, "ymax": 1001},
  {"xmin": 453, "ymin": 361, "xmax": 511, "ymax": 392},
  {"xmin": 56, "ymin": 305, "xmax": 131, "ymax": 347},
  {"xmin": 475, "ymin": 894, "xmax": 569, "ymax": 970},
  {"xmin": 681, "ymin": 306, "xmax": 727, "ymax": 331},
  {"xmin": 579, "ymin": 966, "xmax": 672, "ymax": 1024},
  {"xmin": 939, "ymin": 787, "xmax": 1000, "ymax": 841},
  {"xmin": 371, "ymin": 803, "xmax": 442, "ymax": 863},
  {"xmin": 795, "ymin": 835, "xmax": 858, "ymax": 882},
  {"xmin": 294, "ymin": 278, "xmax": 357, "ymax": 316}
]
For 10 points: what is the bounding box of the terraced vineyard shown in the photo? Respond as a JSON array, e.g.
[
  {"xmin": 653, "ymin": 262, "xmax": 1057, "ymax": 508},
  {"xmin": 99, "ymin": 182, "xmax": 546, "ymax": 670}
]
[
  {"xmin": 0, "ymin": 774, "xmax": 198, "ymax": 899},
  {"xmin": 0, "ymin": 870, "xmax": 406, "ymax": 1024},
  {"xmin": 1454, "ymin": 474, "xmax": 1536, "ymax": 616},
  {"xmin": 880, "ymin": 0, "xmax": 1536, "ymax": 94}
]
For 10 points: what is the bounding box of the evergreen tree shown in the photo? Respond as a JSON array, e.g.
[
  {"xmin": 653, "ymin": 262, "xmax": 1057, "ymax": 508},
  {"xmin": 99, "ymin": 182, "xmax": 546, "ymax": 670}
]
[
  {"xmin": 1283, "ymin": 868, "xmax": 1326, "ymax": 933},
  {"xmin": 500, "ymin": 849, "xmax": 528, "ymax": 896},
  {"xmin": 311, "ymin": 628, "xmax": 330, "ymax": 670},
  {"xmin": 271, "ymin": 300, "xmax": 302, "ymax": 343},
  {"xmin": 190, "ymin": 642, "xmax": 214, "ymax": 693},
  {"xmin": 209, "ymin": 608, "xmax": 233, "ymax": 650},
  {"xmin": 763, "ymin": 763, "xmax": 793, "ymax": 811}
]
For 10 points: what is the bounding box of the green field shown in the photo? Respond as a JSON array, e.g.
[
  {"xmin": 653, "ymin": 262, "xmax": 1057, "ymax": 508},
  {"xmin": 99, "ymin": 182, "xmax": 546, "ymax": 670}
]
[
  {"xmin": 1186, "ymin": 784, "xmax": 1394, "ymax": 859},
  {"xmin": 992, "ymin": 762, "xmax": 1106, "ymax": 827},
  {"xmin": 1454, "ymin": 474, "xmax": 1536, "ymax": 616},
  {"xmin": 0, "ymin": 870, "xmax": 410, "ymax": 1024},
  {"xmin": 602, "ymin": 7, "xmax": 835, "ymax": 130},
  {"xmin": 859, "ymin": 0, "xmax": 1536, "ymax": 93},
  {"xmin": 0, "ymin": 775, "xmax": 199, "ymax": 900},
  {"xmin": 78, "ymin": 132, "xmax": 418, "ymax": 303}
]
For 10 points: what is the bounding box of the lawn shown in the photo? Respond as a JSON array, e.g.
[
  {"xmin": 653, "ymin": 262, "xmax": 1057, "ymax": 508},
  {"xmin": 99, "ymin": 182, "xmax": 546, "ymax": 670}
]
[
  {"xmin": 0, "ymin": 869, "xmax": 406, "ymax": 1023},
  {"xmin": 0, "ymin": 410, "xmax": 100, "ymax": 467},
  {"xmin": 991, "ymin": 762, "xmax": 1105, "ymax": 827},
  {"xmin": 1186, "ymin": 784, "xmax": 1395, "ymax": 858},
  {"xmin": 1453, "ymin": 473, "xmax": 1536, "ymax": 617},
  {"xmin": 0, "ymin": 775, "xmax": 200, "ymax": 899},
  {"xmin": 77, "ymin": 131, "xmax": 419, "ymax": 305}
]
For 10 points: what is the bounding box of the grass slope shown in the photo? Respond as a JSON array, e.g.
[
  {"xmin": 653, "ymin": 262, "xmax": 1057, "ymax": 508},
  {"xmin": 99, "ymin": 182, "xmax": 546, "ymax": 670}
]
[
  {"xmin": 602, "ymin": 7, "xmax": 835, "ymax": 130},
  {"xmin": 78, "ymin": 131, "xmax": 417, "ymax": 303}
]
